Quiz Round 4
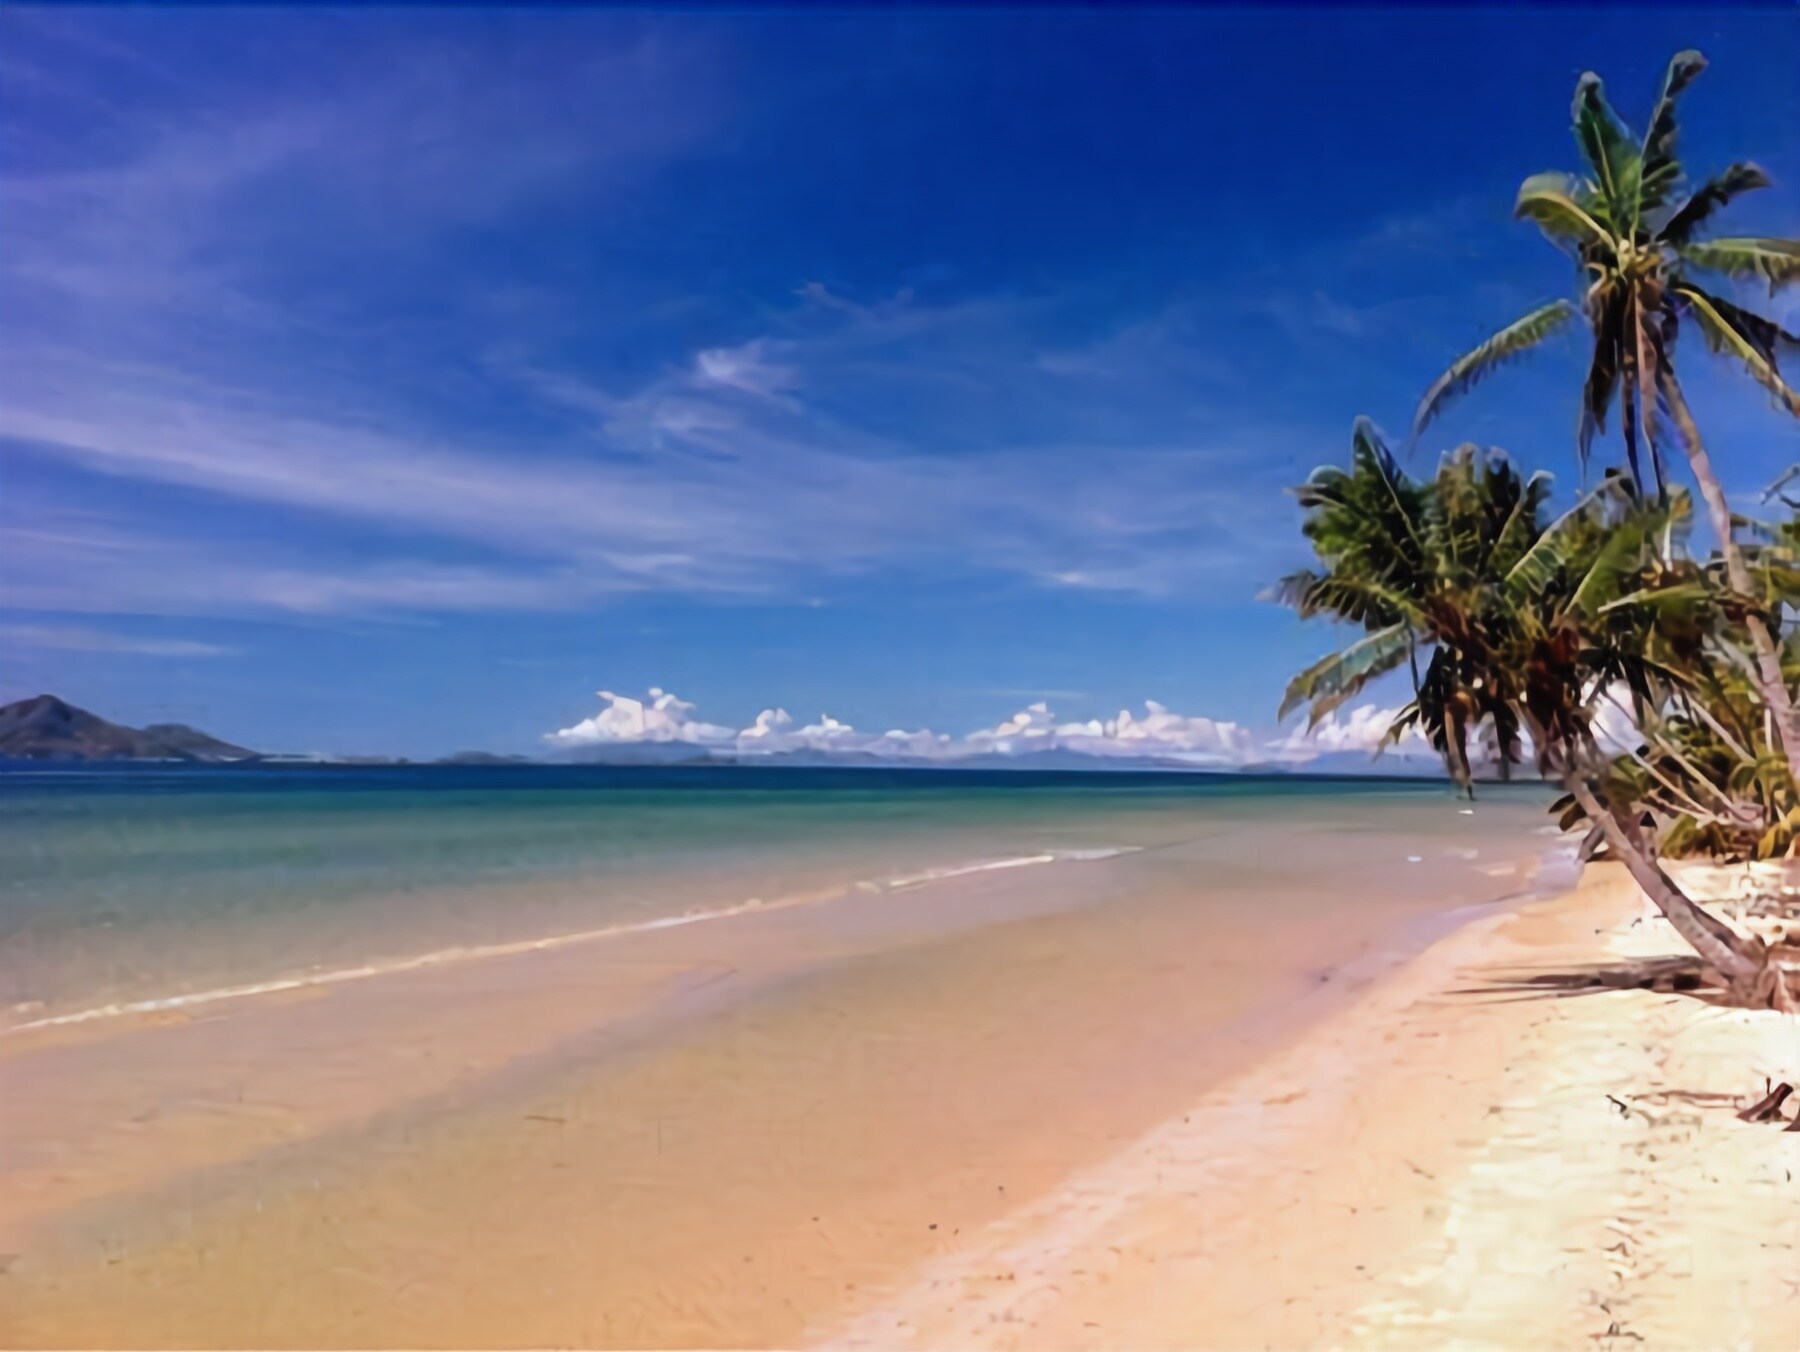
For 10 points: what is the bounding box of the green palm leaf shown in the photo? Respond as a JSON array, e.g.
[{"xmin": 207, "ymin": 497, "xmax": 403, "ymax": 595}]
[
  {"xmin": 1515, "ymin": 172, "xmax": 1613, "ymax": 250},
  {"xmin": 1677, "ymin": 237, "xmax": 1800, "ymax": 291},
  {"xmin": 1658, "ymin": 163, "xmax": 1770, "ymax": 245},
  {"xmin": 1504, "ymin": 475, "xmax": 1633, "ymax": 602},
  {"xmin": 1568, "ymin": 504, "xmax": 1666, "ymax": 618},
  {"xmin": 1675, "ymin": 285, "xmax": 1800, "ymax": 416},
  {"xmin": 1572, "ymin": 73, "xmax": 1643, "ymax": 229},
  {"xmin": 1639, "ymin": 50, "xmax": 1708, "ymax": 212},
  {"xmin": 1597, "ymin": 581, "xmax": 1714, "ymax": 617},
  {"xmin": 1267, "ymin": 569, "xmax": 1423, "ymax": 628},
  {"xmin": 1411, "ymin": 300, "xmax": 1578, "ymax": 442},
  {"xmin": 1279, "ymin": 623, "xmax": 1414, "ymax": 722},
  {"xmin": 1493, "ymin": 467, "xmax": 1557, "ymax": 570}
]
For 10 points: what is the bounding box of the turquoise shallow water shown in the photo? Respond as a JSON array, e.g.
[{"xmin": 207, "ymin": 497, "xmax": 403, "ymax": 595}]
[{"xmin": 0, "ymin": 763, "xmax": 1548, "ymax": 1020}]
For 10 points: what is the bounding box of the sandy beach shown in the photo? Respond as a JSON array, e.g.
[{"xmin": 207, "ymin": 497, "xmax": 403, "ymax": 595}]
[
  {"xmin": 821, "ymin": 863, "xmax": 1800, "ymax": 1351},
  {"xmin": 3, "ymin": 822, "xmax": 1796, "ymax": 1348}
]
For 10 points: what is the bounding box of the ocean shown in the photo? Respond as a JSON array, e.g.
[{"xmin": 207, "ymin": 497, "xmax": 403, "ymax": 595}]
[{"xmin": 0, "ymin": 762, "xmax": 1555, "ymax": 1031}]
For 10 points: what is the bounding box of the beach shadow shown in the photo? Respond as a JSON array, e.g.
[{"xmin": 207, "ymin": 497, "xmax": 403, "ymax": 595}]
[
  {"xmin": 1456, "ymin": 957, "xmax": 1800, "ymax": 1128},
  {"xmin": 1455, "ymin": 953, "xmax": 1727, "ymax": 1004}
]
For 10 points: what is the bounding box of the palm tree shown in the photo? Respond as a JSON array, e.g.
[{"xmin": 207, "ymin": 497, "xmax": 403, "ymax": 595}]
[
  {"xmin": 1276, "ymin": 420, "xmax": 1542, "ymax": 791},
  {"xmin": 1409, "ymin": 50, "xmax": 1800, "ymax": 779},
  {"xmin": 1279, "ymin": 423, "xmax": 1777, "ymax": 993}
]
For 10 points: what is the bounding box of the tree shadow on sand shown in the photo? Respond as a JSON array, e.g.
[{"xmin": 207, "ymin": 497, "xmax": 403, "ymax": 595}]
[{"xmin": 1456, "ymin": 953, "xmax": 1800, "ymax": 1130}]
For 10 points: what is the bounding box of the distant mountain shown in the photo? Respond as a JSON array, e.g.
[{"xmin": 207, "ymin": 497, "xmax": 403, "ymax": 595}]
[
  {"xmin": 0, "ymin": 695, "xmax": 258, "ymax": 762},
  {"xmin": 137, "ymin": 722, "xmax": 260, "ymax": 761}
]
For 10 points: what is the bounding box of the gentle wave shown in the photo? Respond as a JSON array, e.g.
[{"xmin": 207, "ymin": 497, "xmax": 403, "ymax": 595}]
[
  {"xmin": 3, "ymin": 846, "xmax": 1138, "ymax": 1036},
  {"xmin": 880, "ymin": 846, "xmax": 1136, "ymax": 890}
]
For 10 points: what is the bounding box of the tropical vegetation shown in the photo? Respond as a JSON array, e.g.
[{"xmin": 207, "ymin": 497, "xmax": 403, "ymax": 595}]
[
  {"xmin": 1409, "ymin": 50, "xmax": 1800, "ymax": 782},
  {"xmin": 1280, "ymin": 51, "xmax": 1800, "ymax": 1016}
]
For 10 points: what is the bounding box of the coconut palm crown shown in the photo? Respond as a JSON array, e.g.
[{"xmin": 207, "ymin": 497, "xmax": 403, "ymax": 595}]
[{"xmin": 1411, "ymin": 50, "xmax": 1799, "ymax": 490}]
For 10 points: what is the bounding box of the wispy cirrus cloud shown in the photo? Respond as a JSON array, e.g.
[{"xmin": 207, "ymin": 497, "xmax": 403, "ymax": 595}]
[
  {"xmin": 0, "ymin": 623, "xmax": 237, "ymax": 658},
  {"xmin": 0, "ymin": 19, "xmax": 725, "ymax": 324},
  {"xmin": 0, "ymin": 10, "xmax": 1433, "ymax": 629},
  {"xmin": 2, "ymin": 276, "xmax": 1307, "ymax": 616}
]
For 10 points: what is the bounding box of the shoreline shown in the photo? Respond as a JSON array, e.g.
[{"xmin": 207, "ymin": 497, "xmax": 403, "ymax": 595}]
[
  {"xmin": 2, "ymin": 847, "xmax": 1144, "ymax": 1038},
  {"xmin": 9, "ymin": 827, "xmax": 1781, "ymax": 1349},
  {"xmin": 0, "ymin": 806, "xmax": 1559, "ymax": 1348},
  {"xmin": 814, "ymin": 862, "xmax": 1800, "ymax": 1350}
]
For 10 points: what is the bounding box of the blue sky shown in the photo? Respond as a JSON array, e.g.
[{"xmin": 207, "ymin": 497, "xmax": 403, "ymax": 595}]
[{"xmin": 2, "ymin": 5, "xmax": 1797, "ymax": 758}]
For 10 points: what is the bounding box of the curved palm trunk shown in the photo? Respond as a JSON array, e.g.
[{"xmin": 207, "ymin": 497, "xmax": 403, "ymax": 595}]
[
  {"xmin": 1658, "ymin": 371, "xmax": 1800, "ymax": 783},
  {"xmin": 1566, "ymin": 775, "xmax": 1762, "ymax": 980}
]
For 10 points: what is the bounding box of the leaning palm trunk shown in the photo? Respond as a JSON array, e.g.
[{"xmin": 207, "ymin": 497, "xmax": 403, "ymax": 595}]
[
  {"xmin": 1658, "ymin": 371, "xmax": 1800, "ymax": 784},
  {"xmin": 1564, "ymin": 775, "xmax": 1763, "ymax": 981}
]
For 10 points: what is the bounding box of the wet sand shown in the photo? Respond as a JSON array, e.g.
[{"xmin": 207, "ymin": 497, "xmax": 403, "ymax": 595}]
[{"xmin": 0, "ymin": 796, "xmax": 1549, "ymax": 1348}]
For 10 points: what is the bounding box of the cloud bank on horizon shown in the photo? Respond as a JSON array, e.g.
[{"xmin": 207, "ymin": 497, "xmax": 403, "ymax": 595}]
[{"xmin": 546, "ymin": 688, "xmax": 1431, "ymax": 767}]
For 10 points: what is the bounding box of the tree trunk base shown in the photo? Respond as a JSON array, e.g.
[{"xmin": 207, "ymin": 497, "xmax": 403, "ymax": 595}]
[{"xmin": 1725, "ymin": 947, "xmax": 1800, "ymax": 1012}]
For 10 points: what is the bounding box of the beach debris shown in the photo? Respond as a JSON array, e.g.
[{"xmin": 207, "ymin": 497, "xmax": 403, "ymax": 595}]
[{"xmin": 1736, "ymin": 1081, "xmax": 1793, "ymax": 1123}]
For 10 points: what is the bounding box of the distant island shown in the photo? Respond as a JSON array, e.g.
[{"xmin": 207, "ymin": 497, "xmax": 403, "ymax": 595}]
[{"xmin": 0, "ymin": 695, "xmax": 259, "ymax": 763}]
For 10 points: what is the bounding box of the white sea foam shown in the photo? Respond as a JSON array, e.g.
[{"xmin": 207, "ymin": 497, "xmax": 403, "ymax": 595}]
[{"xmin": 3, "ymin": 846, "xmax": 1139, "ymax": 1036}]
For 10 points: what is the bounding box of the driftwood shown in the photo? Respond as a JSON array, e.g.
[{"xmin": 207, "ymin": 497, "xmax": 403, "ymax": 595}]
[{"xmin": 1735, "ymin": 1082, "xmax": 1793, "ymax": 1123}]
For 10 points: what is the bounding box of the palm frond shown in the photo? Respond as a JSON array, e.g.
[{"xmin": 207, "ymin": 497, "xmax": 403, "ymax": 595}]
[
  {"xmin": 1270, "ymin": 570, "xmax": 1424, "ymax": 629},
  {"xmin": 1658, "ymin": 163, "xmax": 1770, "ymax": 245},
  {"xmin": 1569, "ymin": 510, "xmax": 1656, "ymax": 618},
  {"xmin": 1504, "ymin": 474, "xmax": 1633, "ymax": 602},
  {"xmin": 1596, "ymin": 581, "xmax": 1712, "ymax": 617},
  {"xmin": 1639, "ymin": 50, "xmax": 1708, "ymax": 213},
  {"xmin": 1578, "ymin": 283, "xmax": 1626, "ymax": 474},
  {"xmin": 1515, "ymin": 172, "xmax": 1613, "ymax": 250},
  {"xmin": 1572, "ymin": 73, "xmax": 1643, "ymax": 229},
  {"xmin": 1412, "ymin": 300, "xmax": 1578, "ymax": 442},
  {"xmin": 1279, "ymin": 624, "xmax": 1414, "ymax": 723},
  {"xmin": 1677, "ymin": 237, "xmax": 1800, "ymax": 291},
  {"xmin": 1764, "ymin": 464, "xmax": 1800, "ymax": 506},
  {"xmin": 1493, "ymin": 467, "xmax": 1557, "ymax": 572},
  {"xmin": 1674, "ymin": 285, "xmax": 1800, "ymax": 417}
]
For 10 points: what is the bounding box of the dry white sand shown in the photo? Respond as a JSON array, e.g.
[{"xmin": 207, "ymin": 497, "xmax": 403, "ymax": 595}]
[{"xmin": 815, "ymin": 863, "xmax": 1800, "ymax": 1350}]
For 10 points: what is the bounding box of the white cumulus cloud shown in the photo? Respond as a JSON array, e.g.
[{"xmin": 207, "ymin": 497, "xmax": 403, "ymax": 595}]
[
  {"xmin": 958, "ymin": 700, "xmax": 1256, "ymax": 765},
  {"xmin": 1266, "ymin": 704, "xmax": 1425, "ymax": 761},
  {"xmin": 549, "ymin": 689, "xmax": 1261, "ymax": 766},
  {"xmin": 546, "ymin": 688, "xmax": 735, "ymax": 747}
]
